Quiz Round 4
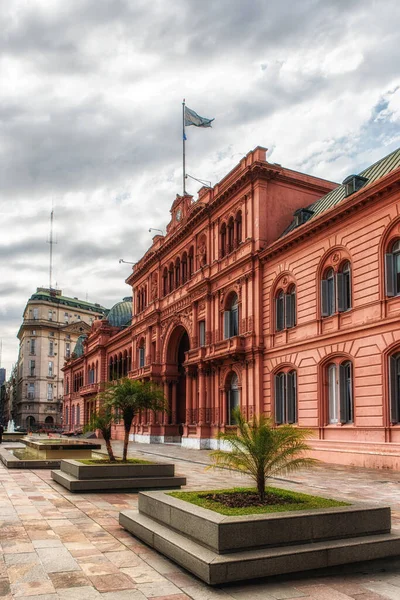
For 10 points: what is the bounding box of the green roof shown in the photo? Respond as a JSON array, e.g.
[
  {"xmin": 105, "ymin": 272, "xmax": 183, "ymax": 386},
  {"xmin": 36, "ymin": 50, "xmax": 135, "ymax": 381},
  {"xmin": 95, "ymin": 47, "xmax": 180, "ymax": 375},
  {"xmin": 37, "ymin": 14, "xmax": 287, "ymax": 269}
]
[
  {"xmin": 107, "ymin": 298, "xmax": 132, "ymax": 328},
  {"xmin": 73, "ymin": 334, "xmax": 88, "ymax": 358},
  {"xmin": 282, "ymin": 147, "xmax": 400, "ymax": 237},
  {"xmin": 30, "ymin": 290, "xmax": 108, "ymax": 314}
]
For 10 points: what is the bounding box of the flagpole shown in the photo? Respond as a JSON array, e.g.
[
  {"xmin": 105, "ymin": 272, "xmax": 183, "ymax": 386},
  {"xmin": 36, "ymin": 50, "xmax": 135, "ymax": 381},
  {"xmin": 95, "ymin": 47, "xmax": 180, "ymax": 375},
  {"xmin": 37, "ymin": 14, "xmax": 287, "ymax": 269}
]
[{"xmin": 182, "ymin": 98, "xmax": 186, "ymax": 196}]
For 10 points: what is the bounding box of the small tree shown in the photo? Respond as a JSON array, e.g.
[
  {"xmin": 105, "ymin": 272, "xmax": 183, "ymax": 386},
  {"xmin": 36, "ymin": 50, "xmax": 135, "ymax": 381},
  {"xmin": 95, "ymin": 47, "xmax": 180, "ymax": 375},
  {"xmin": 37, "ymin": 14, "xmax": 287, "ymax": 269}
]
[
  {"xmin": 102, "ymin": 378, "xmax": 167, "ymax": 461},
  {"xmin": 85, "ymin": 403, "xmax": 116, "ymax": 462},
  {"xmin": 209, "ymin": 408, "xmax": 317, "ymax": 503}
]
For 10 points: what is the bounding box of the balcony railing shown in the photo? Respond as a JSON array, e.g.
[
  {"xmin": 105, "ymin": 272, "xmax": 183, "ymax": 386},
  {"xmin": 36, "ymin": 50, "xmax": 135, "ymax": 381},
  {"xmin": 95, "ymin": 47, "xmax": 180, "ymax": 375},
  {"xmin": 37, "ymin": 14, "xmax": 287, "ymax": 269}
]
[{"xmin": 80, "ymin": 383, "xmax": 100, "ymax": 396}]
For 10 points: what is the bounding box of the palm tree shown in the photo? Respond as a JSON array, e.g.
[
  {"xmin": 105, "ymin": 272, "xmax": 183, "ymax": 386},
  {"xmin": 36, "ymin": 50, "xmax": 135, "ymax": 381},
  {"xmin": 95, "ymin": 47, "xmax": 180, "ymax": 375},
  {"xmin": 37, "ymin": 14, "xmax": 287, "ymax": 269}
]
[
  {"xmin": 86, "ymin": 403, "xmax": 116, "ymax": 462},
  {"xmin": 103, "ymin": 378, "xmax": 167, "ymax": 461},
  {"xmin": 209, "ymin": 408, "xmax": 317, "ymax": 503}
]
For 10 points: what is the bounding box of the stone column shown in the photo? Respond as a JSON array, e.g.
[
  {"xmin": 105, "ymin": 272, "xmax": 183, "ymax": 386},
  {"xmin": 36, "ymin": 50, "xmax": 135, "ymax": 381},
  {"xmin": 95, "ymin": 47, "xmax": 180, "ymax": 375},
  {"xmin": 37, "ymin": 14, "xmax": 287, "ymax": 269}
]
[
  {"xmin": 185, "ymin": 368, "xmax": 192, "ymax": 424},
  {"xmin": 172, "ymin": 382, "xmax": 177, "ymax": 425},
  {"xmin": 192, "ymin": 374, "xmax": 197, "ymax": 423},
  {"xmin": 198, "ymin": 365, "xmax": 205, "ymax": 425},
  {"xmin": 163, "ymin": 379, "xmax": 169, "ymax": 425}
]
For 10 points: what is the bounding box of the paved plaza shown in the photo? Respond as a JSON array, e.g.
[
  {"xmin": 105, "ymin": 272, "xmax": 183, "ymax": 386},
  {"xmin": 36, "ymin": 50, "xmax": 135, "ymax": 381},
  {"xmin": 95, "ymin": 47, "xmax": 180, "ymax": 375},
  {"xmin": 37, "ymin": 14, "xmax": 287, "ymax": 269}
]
[{"xmin": 1, "ymin": 441, "xmax": 400, "ymax": 599}]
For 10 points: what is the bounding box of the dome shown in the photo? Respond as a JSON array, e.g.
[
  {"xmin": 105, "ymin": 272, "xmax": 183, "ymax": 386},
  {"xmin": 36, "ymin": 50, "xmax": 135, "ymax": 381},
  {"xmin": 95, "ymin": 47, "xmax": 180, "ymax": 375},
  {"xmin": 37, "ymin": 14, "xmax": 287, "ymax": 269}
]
[
  {"xmin": 107, "ymin": 298, "xmax": 132, "ymax": 328},
  {"xmin": 73, "ymin": 334, "xmax": 88, "ymax": 358}
]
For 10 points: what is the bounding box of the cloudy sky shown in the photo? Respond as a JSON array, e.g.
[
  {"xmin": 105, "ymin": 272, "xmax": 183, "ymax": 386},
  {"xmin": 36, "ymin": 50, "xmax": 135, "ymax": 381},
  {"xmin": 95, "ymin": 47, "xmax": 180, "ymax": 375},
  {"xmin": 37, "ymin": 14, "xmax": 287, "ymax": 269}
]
[{"xmin": 1, "ymin": 0, "xmax": 400, "ymax": 375}]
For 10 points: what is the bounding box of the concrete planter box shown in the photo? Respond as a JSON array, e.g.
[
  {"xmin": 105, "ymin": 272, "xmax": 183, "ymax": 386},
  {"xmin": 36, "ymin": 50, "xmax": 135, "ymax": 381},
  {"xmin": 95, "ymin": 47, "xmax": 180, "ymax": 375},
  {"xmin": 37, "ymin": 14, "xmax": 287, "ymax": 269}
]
[
  {"xmin": 51, "ymin": 459, "xmax": 186, "ymax": 492},
  {"xmin": 0, "ymin": 446, "xmax": 60, "ymax": 469},
  {"xmin": 120, "ymin": 490, "xmax": 400, "ymax": 584}
]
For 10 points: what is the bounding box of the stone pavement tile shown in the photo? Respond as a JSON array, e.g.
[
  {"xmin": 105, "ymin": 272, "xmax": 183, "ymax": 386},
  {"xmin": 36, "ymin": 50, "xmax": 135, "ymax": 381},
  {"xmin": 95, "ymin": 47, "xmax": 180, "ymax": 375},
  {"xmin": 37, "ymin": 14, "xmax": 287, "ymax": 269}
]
[
  {"xmin": 224, "ymin": 582, "xmax": 306, "ymax": 599},
  {"xmin": 91, "ymin": 540, "xmax": 127, "ymax": 552},
  {"xmin": 135, "ymin": 581, "xmax": 184, "ymax": 598},
  {"xmin": 104, "ymin": 550, "xmax": 144, "ymax": 568},
  {"xmin": 151, "ymin": 595, "xmax": 191, "ymax": 600},
  {"xmin": 57, "ymin": 586, "xmax": 102, "ymax": 599},
  {"xmin": 352, "ymin": 593, "xmax": 394, "ymax": 599},
  {"xmin": 79, "ymin": 560, "xmax": 119, "ymax": 577},
  {"xmin": 36, "ymin": 547, "xmax": 80, "ymax": 573},
  {"xmin": 100, "ymin": 591, "xmax": 148, "ymax": 600},
  {"xmin": 90, "ymin": 572, "xmax": 137, "ymax": 592},
  {"xmin": 4, "ymin": 552, "xmax": 40, "ymax": 566},
  {"xmin": 1, "ymin": 541, "xmax": 35, "ymax": 554},
  {"xmin": 294, "ymin": 584, "xmax": 360, "ymax": 599},
  {"xmin": 48, "ymin": 570, "xmax": 91, "ymax": 589},
  {"xmin": 68, "ymin": 547, "xmax": 104, "ymax": 559},
  {"xmin": 10, "ymin": 579, "xmax": 56, "ymax": 597},
  {"xmin": 363, "ymin": 581, "xmax": 400, "ymax": 599},
  {"xmin": 32, "ymin": 540, "xmax": 63, "ymax": 549},
  {"xmin": 7, "ymin": 562, "xmax": 48, "ymax": 585},
  {"xmin": 0, "ymin": 578, "xmax": 11, "ymax": 597},
  {"xmin": 26, "ymin": 529, "xmax": 58, "ymax": 542},
  {"xmin": 166, "ymin": 572, "xmax": 199, "ymax": 587},
  {"xmin": 178, "ymin": 585, "xmax": 236, "ymax": 600},
  {"xmin": 121, "ymin": 565, "xmax": 166, "ymax": 584}
]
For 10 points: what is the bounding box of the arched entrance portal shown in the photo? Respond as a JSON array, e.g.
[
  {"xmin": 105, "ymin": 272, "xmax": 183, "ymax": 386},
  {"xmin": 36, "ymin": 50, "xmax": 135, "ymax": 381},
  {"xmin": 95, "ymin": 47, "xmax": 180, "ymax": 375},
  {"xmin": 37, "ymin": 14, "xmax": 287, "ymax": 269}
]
[
  {"xmin": 177, "ymin": 330, "xmax": 190, "ymax": 427},
  {"xmin": 165, "ymin": 325, "xmax": 190, "ymax": 436}
]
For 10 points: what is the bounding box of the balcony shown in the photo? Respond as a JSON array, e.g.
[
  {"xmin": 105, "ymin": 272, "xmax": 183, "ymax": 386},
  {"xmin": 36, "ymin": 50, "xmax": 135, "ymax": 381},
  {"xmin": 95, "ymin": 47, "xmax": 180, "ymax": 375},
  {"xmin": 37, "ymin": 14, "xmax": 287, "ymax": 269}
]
[
  {"xmin": 129, "ymin": 364, "xmax": 162, "ymax": 379},
  {"xmin": 186, "ymin": 346, "xmax": 207, "ymax": 364},
  {"xmin": 80, "ymin": 383, "xmax": 100, "ymax": 396},
  {"xmin": 206, "ymin": 336, "xmax": 246, "ymax": 362}
]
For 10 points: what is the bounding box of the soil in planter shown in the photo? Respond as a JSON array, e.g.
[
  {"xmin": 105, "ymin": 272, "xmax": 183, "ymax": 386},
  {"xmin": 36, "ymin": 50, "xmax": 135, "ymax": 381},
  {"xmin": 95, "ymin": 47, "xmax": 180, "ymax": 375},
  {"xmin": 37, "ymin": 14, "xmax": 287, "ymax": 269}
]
[
  {"xmin": 203, "ymin": 490, "xmax": 296, "ymax": 509},
  {"xmin": 77, "ymin": 458, "xmax": 152, "ymax": 465},
  {"xmin": 170, "ymin": 487, "xmax": 349, "ymax": 515}
]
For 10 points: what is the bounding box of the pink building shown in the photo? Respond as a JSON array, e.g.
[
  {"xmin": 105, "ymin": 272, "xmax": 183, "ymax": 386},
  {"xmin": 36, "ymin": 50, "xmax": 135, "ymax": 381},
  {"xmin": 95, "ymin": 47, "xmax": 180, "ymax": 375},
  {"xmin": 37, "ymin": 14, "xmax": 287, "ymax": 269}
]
[{"xmin": 64, "ymin": 145, "xmax": 400, "ymax": 468}]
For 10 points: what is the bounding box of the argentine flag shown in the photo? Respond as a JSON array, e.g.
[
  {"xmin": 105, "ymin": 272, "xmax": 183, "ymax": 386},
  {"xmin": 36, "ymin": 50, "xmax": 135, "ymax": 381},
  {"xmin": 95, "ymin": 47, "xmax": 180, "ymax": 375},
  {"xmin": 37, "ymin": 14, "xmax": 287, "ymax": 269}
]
[{"xmin": 184, "ymin": 106, "xmax": 214, "ymax": 128}]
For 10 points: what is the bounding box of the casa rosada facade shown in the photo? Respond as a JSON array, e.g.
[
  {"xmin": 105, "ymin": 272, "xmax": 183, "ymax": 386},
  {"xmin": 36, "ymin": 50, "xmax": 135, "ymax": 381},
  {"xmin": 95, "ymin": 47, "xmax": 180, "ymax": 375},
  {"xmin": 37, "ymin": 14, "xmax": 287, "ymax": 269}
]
[{"xmin": 63, "ymin": 145, "xmax": 400, "ymax": 469}]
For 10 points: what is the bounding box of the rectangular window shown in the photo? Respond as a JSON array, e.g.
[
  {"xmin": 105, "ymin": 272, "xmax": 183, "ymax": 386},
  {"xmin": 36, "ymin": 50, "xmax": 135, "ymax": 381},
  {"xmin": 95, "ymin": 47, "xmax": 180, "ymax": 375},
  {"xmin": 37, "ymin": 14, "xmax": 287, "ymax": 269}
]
[
  {"xmin": 199, "ymin": 321, "xmax": 206, "ymax": 347},
  {"xmin": 139, "ymin": 347, "xmax": 145, "ymax": 368},
  {"xmin": 33, "ymin": 308, "xmax": 39, "ymax": 320},
  {"xmin": 47, "ymin": 384, "xmax": 53, "ymax": 400},
  {"xmin": 328, "ymin": 365, "xmax": 338, "ymax": 423},
  {"xmin": 64, "ymin": 312, "xmax": 69, "ymax": 323},
  {"xmin": 32, "ymin": 330, "xmax": 36, "ymax": 336},
  {"xmin": 27, "ymin": 383, "xmax": 35, "ymax": 400},
  {"xmin": 65, "ymin": 342, "xmax": 71, "ymax": 358},
  {"xmin": 48, "ymin": 310, "xmax": 53, "ymax": 321},
  {"xmin": 66, "ymin": 334, "xmax": 70, "ymax": 340},
  {"xmin": 30, "ymin": 339, "xmax": 36, "ymax": 355},
  {"xmin": 49, "ymin": 341, "xmax": 54, "ymax": 356},
  {"xmin": 48, "ymin": 361, "xmax": 53, "ymax": 377},
  {"xmin": 29, "ymin": 360, "xmax": 35, "ymax": 376}
]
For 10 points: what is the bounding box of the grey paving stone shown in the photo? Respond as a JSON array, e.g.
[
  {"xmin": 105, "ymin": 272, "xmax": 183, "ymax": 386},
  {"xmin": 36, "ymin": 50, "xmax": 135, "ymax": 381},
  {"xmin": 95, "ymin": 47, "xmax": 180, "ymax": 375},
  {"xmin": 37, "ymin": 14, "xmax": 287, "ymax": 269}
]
[{"xmin": 36, "ymin": 547, "xmax": 80, "ymax": 573}]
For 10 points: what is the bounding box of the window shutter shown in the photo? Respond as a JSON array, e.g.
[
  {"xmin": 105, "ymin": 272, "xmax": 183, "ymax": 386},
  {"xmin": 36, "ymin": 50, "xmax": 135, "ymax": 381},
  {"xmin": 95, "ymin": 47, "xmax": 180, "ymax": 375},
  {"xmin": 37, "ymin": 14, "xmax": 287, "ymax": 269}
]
[
  {"xmin": 274, "ymin": 375, "xmax": 283, "ymax": 425},
  {"xmin": 224, "ymin": 311, "xmax": 230, "ymax": 339},
  {"xmin": 285, "ymin": 294, "xmax": 293, "ymax": 328},
  {"xmin": 287, "ymin": 371, "xmax": 296, "ymax": 424},
  {"xmin": 337, "ymin": 273, "xmax": 345, "ymax": 312},
  {"xmin": 321, "ymin": 280, "xmax": 329, "ymax": 317},
  {"xmin": 385, "ymin": 254, "xmax": 395, "ymax": 297},
  {"xmin": 339, "ymin": 363, "xmax": 348, "ymax": 423},
  {"xmin": 390, "ymin": 355, "xmax": 399, "ymax": 423}
]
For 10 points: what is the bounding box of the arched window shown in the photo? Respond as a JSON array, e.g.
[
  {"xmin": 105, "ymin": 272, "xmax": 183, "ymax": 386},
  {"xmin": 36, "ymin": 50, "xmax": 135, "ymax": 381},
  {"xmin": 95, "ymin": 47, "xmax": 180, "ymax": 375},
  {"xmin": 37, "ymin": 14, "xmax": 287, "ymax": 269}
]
[
  {"xmin": 327, "ymin": 360, "xmax": 353, "ymax": 424},
  {"xmin": 71, "ymin": 405, "xmax": 75, "ymax": 426},
  {"xmin": 168, "ymin": 263, "xmax": 174, "ymax": 292},
  {"xmin": 275, "ymin": 286, "xmax": 296, "ymax": 332},
  {"xmin": 235, "ymin": 210, "xmax": 242, "ymax": 245},
  {"xmin": 108, "ymin": 358, "xmax": 113, "ymax": 381},
  {"xmin": 321, "ymin": 268, "xmax": 336, "ymax": 317},
  {"xmin": 182, "ymin": 252, "xmax": 188, "ymax": 283},
  {"xmin": 274, "ymin": 370, "xmax": 297, "ymax": 424},
  {"xmin": 163, "ymin": 267, "xmax": 168, "ymax": 296},
  {"xmin": 227, "ymin": 217, "xmax": 234, "ymax": 253},
  {"xmin": 220, "ymin": 223, "xmax": 227, "ymax": 258},
  {"xmin": 275, "ymin": 290, "xmax": 284, "ymax": 332},
  {"xmin": 224, "ymin": 293, "xmax": 239, "ymax": 339},
  {"xmin": 338, "ymin": 261, "xmax": 352, "ymax": 311},
  {"xmin": 65, "ymin": 377, "xmax": 69, "ymax": 394},
  {"xmin": 65, "ymin": 407, "xmax": 69, "ymax": 425},
  {"xmin": 175, "ymin": 257, "xmax": 181, "ymax": 288},
  {"xmin": 138, "ymin": 339, "xmax": 145, "ymax": 368},
  {"xmin": 389, "ymin": 353, "xmax": 400, "ymax": 423},
  {"xmin": 76, "ymin": 404, "xmax": 80, "ymax": 425},
  {"xmin": 189, "ymin": 246, "xmax": 194, "ymax": 277},
  {"xmin": 227, "ymin": 372, "xmax": 240, "ymax": 425},
  {"xmin": 385, "ymin": 240, "xmax": 400, "ymax": 297}
]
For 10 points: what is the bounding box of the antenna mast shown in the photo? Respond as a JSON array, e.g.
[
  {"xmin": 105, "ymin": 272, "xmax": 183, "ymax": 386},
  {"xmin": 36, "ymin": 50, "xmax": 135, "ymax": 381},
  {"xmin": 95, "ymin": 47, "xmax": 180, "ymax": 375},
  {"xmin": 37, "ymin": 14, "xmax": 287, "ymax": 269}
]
[{"xmin": 46, "ymin": 205, "xmax": 56, "ymax": 291}]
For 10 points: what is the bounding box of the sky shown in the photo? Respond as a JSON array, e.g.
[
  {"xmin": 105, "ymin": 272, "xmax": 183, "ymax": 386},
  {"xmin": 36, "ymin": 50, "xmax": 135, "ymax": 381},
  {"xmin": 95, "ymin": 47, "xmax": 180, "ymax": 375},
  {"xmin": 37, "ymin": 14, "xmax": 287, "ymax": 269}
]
[{"xmin": 1, "ymin": 0, "xmax": 400, "ymax": 376}]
